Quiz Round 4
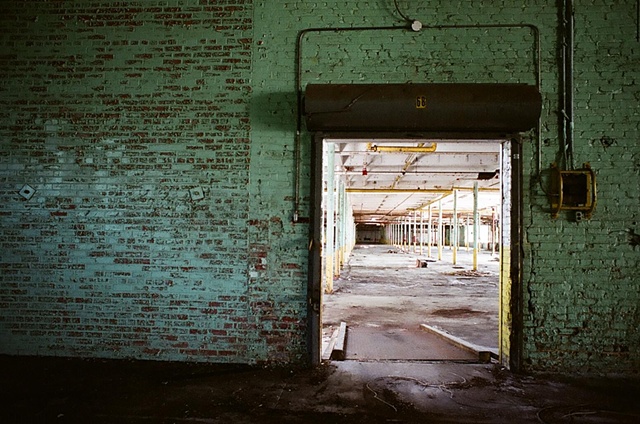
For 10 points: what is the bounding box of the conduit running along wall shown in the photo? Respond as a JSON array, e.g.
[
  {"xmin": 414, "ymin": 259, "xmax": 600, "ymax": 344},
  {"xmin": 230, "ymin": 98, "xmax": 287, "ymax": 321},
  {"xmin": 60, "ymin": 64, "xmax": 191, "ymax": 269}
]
[{"xmin": 304, "ymin": 83, "xmax": 542, "ymax": 133}]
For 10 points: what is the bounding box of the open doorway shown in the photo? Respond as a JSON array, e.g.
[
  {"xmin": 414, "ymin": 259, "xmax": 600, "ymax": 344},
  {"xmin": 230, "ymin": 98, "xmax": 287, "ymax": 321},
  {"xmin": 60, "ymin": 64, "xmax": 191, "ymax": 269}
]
[
  {"xmin": 309, "ymin": 137, "xmax": 522, "ymax": 368},
  {"xmin": 321, "ymin": 138, "xmax": 504, "ymax": 362},
  {"xmin": 304, "ymin": 83, "xmax": 536, "ymax": 369}
]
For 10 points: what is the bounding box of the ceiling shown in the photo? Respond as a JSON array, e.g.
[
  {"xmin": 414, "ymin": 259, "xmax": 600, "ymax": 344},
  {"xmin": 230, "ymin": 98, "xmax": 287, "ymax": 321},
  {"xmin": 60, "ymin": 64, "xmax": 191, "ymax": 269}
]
[{"xmin": 327, "ymin": 138, "xmax": 504, "ymax": 224}]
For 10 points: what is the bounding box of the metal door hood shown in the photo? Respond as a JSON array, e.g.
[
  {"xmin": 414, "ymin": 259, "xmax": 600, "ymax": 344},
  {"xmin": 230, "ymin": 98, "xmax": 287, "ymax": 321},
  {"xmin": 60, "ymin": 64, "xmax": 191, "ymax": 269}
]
[{"xmin": 304, "ymin": 83, "xmax": 542, "ymax": 133}]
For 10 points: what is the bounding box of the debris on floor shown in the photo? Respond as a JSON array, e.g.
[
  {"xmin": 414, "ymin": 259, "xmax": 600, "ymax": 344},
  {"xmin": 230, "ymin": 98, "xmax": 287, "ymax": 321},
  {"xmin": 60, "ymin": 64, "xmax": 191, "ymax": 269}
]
[
  {"xmin": 324, "ymin": 244, "xmax": 500, "ymax": 349},
  {"xmin": 3, "ymin": 356, "xmax": 638, "ymax": 424},
  {"xmin": 443, "ymin": 269, "xmax": 492, "ymax": 277}
]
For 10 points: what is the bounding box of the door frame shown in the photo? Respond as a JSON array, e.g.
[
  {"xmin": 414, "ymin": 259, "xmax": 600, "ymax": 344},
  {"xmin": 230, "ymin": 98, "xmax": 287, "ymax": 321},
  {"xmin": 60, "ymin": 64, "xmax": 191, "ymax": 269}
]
[{"xmin": 307, "ymin": 132, "xmax": 524, "ymax": 371}]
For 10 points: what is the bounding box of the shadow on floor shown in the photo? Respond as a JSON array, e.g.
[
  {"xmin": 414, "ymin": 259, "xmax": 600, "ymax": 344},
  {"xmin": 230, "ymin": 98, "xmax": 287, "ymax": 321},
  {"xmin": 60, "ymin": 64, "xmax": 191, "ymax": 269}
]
[{"xmin": 1, "ymin": 355, "xmax": 639, "ymax": 423}]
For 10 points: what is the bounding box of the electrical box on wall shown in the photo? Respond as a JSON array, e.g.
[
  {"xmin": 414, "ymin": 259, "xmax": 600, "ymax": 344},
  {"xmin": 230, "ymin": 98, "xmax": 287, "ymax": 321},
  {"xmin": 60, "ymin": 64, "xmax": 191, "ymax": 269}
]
[{"xmin": 549, "ymin": 163, "xmax": 596, "ymax": 220}]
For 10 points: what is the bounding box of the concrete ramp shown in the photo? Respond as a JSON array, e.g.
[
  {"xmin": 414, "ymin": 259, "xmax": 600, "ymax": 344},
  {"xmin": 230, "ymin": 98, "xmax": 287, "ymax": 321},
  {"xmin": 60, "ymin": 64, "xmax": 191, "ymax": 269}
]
[{"xmin": 344, "ymin": 326, "xmax": 478, "ymax": 361}]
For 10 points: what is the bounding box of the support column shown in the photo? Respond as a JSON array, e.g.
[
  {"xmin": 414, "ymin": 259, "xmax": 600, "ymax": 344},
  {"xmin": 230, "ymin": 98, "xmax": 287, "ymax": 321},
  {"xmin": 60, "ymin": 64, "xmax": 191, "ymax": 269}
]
[
  {"xmin": 437, "ymin": 200, "xmax": 443, "ymax": 261},
  {"xmin": 427, "ymin": 206, "xmax": 432, "ymax": 258},
  {"xmin": 339, "ymin": 182, "xmax": 347, "ymax": 270},
  {"xmin": 394, "ymin": 221, "xmax": 398, "ymax": 247},
  {"xmin": 419, "ymin": 210, "xmax": 424, "ymax": 255},
  {"xmin": 452, "ymin": 189, "xmax": 458, "ymax": 265},
  {"xmin": 404, "ymin": 216, "xmax": 410, "ymax": 251},
  {"xmin": 407, "ymin": 215, "xmax": 411, "ymax": 252},
  {"xmin": 466, "ymin": 214, "xmax": 471, "ymax": 251},
  {"xmin": 324, "ymin": 145, "xmax": 335, "ymax": 293},
  {"xmin": 412, "ymin": 211, "xmax": 418, "ymax": 253},
  {"xmin": 393, "ymin": 221, "xmax": 397, "ymax": 247},
  {"xmin": 491, "ymin": 207, "xmax": 497, "ymax": 256},
  {"xmin": 336, "ymin": 181, "xmax": 341, "ymax": 274},
  {"xmin": 473, "ymin": 182, "xmax": 479, "ymax": 271},
  {"xmin": 390, "ymin": 222, "xmax": 394, "ymax": 247},
  {"xmin": 333, "ymin": 179, "xmax": 341, "ymax": 278}
]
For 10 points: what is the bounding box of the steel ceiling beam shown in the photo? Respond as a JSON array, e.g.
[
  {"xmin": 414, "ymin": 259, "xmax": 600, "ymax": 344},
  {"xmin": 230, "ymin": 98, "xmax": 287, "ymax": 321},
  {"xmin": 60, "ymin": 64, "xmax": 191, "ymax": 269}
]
[{"xmin": 346, "ymin": 187, "xmax": 499, "ymax": 193}]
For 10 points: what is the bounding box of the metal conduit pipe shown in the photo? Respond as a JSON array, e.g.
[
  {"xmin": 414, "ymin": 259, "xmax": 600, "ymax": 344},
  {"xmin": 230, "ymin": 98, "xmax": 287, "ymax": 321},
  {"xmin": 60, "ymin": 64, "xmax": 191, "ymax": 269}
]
[
  {"xmin": 294, "ymin": 22, "xmax": 541, "ymax": 223},
  {"xmin": 562, "ymin": 0, "xmax": 575, "ymax": 170},
  {"xmin": 295, "ymin": 25, "xmax": 410, "ymax": 223}
]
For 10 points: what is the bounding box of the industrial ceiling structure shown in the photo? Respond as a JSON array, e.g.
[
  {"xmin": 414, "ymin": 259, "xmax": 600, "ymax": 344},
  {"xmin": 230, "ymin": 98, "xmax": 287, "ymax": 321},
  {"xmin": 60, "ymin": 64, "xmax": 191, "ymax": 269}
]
[{"xmin": 328, "ymin": 138, "xmax": 503, "ymax": 224}]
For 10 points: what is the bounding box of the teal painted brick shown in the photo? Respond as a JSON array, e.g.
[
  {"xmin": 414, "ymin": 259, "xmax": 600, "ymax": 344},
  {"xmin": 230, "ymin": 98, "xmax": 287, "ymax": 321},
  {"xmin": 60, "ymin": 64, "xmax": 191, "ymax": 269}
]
[{"xmin": 0, "ymin": 0, "xmax": 259, "ymax": 363}]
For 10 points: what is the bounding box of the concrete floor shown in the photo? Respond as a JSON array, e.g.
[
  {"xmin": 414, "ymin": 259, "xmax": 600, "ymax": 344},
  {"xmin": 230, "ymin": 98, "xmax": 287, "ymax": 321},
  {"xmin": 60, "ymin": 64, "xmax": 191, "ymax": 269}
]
[
  {"xmin": 2, "ymin": 245, "xmax": 639, "ymax": 423},
  {"xmin": 2, "ymin": 355, "xmax": 639, "ymax": 423},
  {"xmin": 323, "ymin": 243, "xmax": 500, "ymax": 358}
]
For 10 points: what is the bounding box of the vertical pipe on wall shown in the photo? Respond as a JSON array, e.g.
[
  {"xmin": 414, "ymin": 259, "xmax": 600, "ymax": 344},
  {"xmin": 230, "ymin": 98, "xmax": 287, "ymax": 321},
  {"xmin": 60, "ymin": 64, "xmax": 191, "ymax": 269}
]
[{"xmin": 561, "ymin": 0, "xmax": 575, "ymax": 170}]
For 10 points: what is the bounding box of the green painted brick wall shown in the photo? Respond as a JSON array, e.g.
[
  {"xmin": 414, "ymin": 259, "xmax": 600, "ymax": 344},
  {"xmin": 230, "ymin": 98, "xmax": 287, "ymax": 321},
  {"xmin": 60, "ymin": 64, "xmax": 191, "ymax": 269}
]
[
  {"xmin": 0, "ymin": 0, "xmax": 262, "ymax": 362},
  {"xmin": 251, "ymin": 0, "xmax": 639, "ymax": 373},
  {"xmin": 521, "ymin": 2, "xmax": 640, "ymax": 373},
  {"xmin": 1, "ymin": 0, "xmax": 638, "ymax": 372}
]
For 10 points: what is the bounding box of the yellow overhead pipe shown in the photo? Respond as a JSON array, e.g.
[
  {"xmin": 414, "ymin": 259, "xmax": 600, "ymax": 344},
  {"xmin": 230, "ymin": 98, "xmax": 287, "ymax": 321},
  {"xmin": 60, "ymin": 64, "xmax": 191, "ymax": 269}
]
[
  {"xmin": 414, "ymin": 192, "xmax": 455, "ymax": 210},
  {"xmin": 453, "ymin": 186, "xmax": 500, "ymax": 192},
  {"xmin": 366, "ymin": 143, "xmax": 437, "ymax": 153},
  {"xmin": 346, "ymin": 188, "xmax": 453, "ymax": 194}
]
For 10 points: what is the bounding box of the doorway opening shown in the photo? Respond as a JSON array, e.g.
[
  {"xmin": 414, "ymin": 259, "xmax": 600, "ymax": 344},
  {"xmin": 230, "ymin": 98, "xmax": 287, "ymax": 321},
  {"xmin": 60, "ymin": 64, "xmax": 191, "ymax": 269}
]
[{"xmin": 310, "ymin": 137, "xmax": 521, "ymax": 367}]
